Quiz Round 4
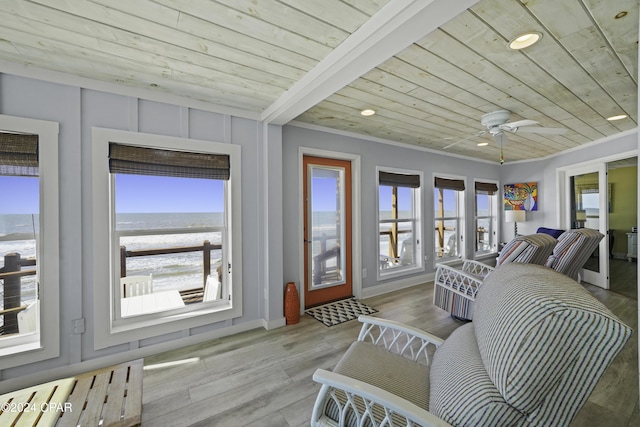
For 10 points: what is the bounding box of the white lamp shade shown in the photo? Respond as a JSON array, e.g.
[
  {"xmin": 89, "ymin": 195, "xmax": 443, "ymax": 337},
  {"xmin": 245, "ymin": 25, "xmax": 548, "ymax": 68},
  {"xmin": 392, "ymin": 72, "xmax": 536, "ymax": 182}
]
[{"xmin": 505, "ymin": 210, "xmax": 526, "ymax": 223}]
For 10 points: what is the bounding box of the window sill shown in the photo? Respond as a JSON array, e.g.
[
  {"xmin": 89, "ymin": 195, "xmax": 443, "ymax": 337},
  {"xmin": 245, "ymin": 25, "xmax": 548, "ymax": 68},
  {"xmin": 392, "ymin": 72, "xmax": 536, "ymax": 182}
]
[
  {"xmin": 0, "ymin": 335, "xmax": 41, "ymax": 357},
  {"xmin": 378, "ymin": 264, "xmax": 424, "ymax": 281},
  {"xmin": 474, "ymin": 252, "xmax": 498, "ymax": 261},
  {"xmin": 96, "ymin": 301, "xmax": 241, "ymax": 350}
]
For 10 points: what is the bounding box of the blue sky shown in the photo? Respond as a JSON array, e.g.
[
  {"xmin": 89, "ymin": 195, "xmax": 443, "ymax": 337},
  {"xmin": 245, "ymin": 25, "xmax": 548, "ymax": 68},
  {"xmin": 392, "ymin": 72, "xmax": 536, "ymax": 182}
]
[
  {"xmin": 1, "ymin": 175, "xmax": 225, "ymax": 214},
  {"xmin": 0, "ymin": 176, "xmax": 39, "ymax": 214},
  {"xmin": 115, "ymin": 175, "xmax": 224, "ymax": 213},
  {"xmin": 3, "ymin": 174, "xmax": 462, "ymax": 215}
]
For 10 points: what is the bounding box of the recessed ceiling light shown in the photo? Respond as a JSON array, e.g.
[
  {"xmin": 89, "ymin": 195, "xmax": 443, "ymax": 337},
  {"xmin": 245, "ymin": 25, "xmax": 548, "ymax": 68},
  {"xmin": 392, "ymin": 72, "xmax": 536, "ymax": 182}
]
[
  {"xmin": 477, "ymin": 142, "xmax": 489, "ymax": 147},
  {"xmin": 360, "ymin": 109, "xmax": 376, "ymax": 116},
  {"xmin": 509, "ymin": 32, "xmax": 542, "ymax": 50},
  {"xmin": 607, "ymin": 114, "xmax": 628, "ymax": 121}
]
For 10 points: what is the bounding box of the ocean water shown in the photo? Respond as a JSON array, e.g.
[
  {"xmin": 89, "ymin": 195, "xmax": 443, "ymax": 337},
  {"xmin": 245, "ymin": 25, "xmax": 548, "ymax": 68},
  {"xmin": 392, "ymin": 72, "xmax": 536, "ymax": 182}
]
[
  {"xmin": 0, "ymin": 213, "xmax": 224, "ymax": 305},
  {"xmin": 117, "ymin": 212, "xmax": 224, "ymax": 292}
]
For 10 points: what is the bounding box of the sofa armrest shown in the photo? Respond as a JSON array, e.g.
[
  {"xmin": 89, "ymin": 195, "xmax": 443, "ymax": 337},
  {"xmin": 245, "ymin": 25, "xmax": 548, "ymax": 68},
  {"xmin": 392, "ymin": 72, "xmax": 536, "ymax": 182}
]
[
  {"xmin": 312, "ymin": 369, "xmax": 452, "ymax": 427},
  {"xmin": 460, "ymin": 259, "xmax": 494, "ymax": 277},
  {"xmin": 356, "ymin": 315, "xmax": 444, "ymax": 364},
  {"xmin": 435, "ymin": 264, "xmax": 484, "ymax": 300}
]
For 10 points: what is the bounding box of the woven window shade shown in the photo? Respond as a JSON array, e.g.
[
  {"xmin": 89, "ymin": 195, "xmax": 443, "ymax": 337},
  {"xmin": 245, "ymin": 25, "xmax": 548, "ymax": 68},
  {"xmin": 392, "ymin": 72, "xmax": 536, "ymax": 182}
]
[
  {"xmin": 379, "ymin": 171, "xmax": 420, "ymax": 188},
  {"xmin": 434, "ymin": 177, "xmax": 465, "ymax": 191},
  {"xmin": 475, "ymin": 181, "xmax": 498, "ymax": 194},
  {"xmin": 0, "ymin": 133, "xmax": 39, "ymax": 177},
  {"xmin": 109, "ymin": 143, "xmax": 230, "ymax": 180}
]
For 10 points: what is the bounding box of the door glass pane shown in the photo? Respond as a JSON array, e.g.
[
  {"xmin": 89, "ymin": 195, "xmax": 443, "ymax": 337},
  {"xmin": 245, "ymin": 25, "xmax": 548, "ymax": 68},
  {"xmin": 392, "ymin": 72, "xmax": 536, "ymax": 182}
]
[
  {"xmin": 309, "ymin": 166, "xmax": 345, "ymax": 288},
  {"xmin": 571, "ymin": 172, "xmax": 600, "ymax": 273}
]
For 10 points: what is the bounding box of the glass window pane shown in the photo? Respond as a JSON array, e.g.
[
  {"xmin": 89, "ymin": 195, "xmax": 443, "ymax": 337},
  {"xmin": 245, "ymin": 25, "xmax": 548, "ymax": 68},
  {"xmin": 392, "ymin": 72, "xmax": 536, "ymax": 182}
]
[
  {"xmin": 378, "ymin": 173, "xmax": 421, "ymax": 274},
  {"xmin": 475, "ymin": 190, "xmax": 496, "ymax": 254},
  {"xmin": 476, "ymin": 218, "xmax": 490, "ymax": 252},
  {"xmin": 114, "ymin": 173, "xmax": 226, "ymax": 315},
  {"xmin": 397, "ymin": 187, "xmax": 413, "ymax": 219},
  {"xmin": 435, "ymin": 219, "xmax": 457, "ymax": 258},
  {"xmin": 0, "ymin": 176, "xmax": 39, "ymax": 337},
  {"xmin": 379, "ymin": 185, "xmax": 392, "ymax": 214}
]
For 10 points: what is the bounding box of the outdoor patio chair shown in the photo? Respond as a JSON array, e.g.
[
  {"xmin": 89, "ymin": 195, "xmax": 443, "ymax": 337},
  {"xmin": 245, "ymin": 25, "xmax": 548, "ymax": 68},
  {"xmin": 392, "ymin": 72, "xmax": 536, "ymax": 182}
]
[
  {"xmin": 434, "ymin": 233, "xmax": 557, "ymax": 320},
  {"xmin": 121, "ymin": 274, "xmax": 153, "ymax": 298},
  {"xmin": 311, "ymin": 264, "xmax": 632, "ymax": 427},
  {"xmin": 203, "ymin": 274, "xmax": 221, "ymax": 301},
  {"xmin": 17, "ymin": 300, "xmax": 39, "ymax": 334}
]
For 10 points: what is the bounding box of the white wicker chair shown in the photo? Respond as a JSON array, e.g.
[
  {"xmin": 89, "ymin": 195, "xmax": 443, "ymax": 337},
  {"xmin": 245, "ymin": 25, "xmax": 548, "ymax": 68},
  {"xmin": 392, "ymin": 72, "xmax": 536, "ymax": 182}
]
[
  {"xmin": 312, "ymin": 315, "xmax": 449, "ymax": 427},
  {"xmin": 312, "ymin": 264, "xmax": 632, "ymax": 427},
  {"xmin": 433, "ymin": 233, "xmax": 557, "ymax": 320}
]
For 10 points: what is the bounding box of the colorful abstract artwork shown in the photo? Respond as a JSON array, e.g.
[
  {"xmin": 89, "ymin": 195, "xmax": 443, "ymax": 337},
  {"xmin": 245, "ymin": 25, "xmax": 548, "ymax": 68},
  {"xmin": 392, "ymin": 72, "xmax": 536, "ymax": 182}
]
[{"xmin": 504, "ymin": 182, "xmax": 538, "ymax": 211}]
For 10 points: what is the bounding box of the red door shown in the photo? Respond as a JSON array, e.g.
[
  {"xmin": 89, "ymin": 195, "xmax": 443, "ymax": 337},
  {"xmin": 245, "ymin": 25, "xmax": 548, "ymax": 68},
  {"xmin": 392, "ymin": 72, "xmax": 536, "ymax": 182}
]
[{"xmin": 303, "ymin": 156, "xmax": 352, "ymax": 307}]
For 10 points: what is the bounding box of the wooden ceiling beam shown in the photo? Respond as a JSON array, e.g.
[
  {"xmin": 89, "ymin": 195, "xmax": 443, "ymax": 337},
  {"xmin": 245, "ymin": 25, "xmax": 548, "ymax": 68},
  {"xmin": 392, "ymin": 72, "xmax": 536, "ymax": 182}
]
[{"xmin": 262, "ymin": 0, "xmax": 482, "ymax": 125}]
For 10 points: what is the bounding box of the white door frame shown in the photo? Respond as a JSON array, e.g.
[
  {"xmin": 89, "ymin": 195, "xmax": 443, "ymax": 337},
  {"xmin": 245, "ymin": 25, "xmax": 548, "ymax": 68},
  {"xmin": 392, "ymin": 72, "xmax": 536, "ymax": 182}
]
[
  {"xmin": 556, "ymin": 150, "xmax": 637, "ymax": 288},
  {"xmin": 298, "ymin": 147, "xmax": 362, "ymax": 308}
]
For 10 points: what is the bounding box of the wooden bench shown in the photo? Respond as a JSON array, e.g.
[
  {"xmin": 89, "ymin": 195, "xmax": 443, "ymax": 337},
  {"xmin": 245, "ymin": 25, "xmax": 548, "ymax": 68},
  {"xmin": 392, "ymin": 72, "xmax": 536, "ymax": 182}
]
[{"xmin": 0, "ymin": 359, "xmax": 143, "ymax": 427}]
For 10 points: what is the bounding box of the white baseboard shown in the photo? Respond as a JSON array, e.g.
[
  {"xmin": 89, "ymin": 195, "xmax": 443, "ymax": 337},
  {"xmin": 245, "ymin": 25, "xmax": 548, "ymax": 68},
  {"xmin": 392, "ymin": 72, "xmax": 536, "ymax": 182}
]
[
  {"xmin": 263, "ymin": 317, "xmax": 286, "ymax": 330},
  {"xmin": 0, "ymin": 319, "xmax": 266, "ymax": 394},
  {"xmin": 360, "ymin": 273, "xmax": 435, "ymax": 299}
]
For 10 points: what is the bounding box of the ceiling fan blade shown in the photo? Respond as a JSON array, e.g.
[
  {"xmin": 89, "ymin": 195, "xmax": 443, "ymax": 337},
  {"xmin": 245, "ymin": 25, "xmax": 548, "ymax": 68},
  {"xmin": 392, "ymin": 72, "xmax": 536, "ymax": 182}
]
[
  {"xmin": 514, "ymin": 126, "xmax": 567, "ymax": 135},
  {"xmin": 501, "ymin": 119, "xmax": 539, "ymax": 129},
  {"xmin": 443, "ymin": 131, "xmax": 486, "ymax": 149}
]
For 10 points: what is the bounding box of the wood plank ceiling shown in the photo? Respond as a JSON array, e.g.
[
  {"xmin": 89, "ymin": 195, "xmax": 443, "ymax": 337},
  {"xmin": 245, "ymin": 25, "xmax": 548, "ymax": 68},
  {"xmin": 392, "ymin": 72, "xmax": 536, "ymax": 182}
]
[{"xmin": 0, "ymin": 0, "xmax": 637, "ymax": 163}]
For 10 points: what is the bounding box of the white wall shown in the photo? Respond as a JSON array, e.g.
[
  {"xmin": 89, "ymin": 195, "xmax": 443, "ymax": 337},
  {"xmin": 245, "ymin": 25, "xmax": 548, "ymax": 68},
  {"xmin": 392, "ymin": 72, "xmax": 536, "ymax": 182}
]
[{"xmin": 0, "ymin": 73, "xmax": 284, "ymax": 388}]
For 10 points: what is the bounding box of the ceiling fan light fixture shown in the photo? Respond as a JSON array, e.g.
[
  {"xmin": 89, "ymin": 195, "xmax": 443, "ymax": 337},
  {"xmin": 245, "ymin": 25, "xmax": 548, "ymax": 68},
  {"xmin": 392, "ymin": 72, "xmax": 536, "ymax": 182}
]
[
  {"xmin": 607, "ymin": 114, "xmax": 627, "ymax": 121},
  {"xmin": 360, "ymin": 109, "xmax": 376, "ymax": 116},
  {"xmin": 509, "ymin": 32, "xmax": 542, "ymax": 50}
]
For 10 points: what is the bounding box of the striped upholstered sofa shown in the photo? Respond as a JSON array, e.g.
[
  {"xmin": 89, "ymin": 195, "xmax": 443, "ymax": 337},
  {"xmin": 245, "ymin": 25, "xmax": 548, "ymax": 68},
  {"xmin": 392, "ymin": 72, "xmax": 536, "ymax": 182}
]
[
  {"xmin": 311, "ymin": 264, "xmax": 631, "ymax": 427},
  {"xmin": 433, "ymin": 233, "xmax": 557, "ymax": 320}
]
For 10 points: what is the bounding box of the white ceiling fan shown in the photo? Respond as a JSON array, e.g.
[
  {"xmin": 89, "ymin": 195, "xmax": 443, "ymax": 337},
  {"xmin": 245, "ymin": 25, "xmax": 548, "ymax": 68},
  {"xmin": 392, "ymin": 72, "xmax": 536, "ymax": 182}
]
[{"xmin": 444, "ymin": 110, "xmax": 567, "ymax": 163}]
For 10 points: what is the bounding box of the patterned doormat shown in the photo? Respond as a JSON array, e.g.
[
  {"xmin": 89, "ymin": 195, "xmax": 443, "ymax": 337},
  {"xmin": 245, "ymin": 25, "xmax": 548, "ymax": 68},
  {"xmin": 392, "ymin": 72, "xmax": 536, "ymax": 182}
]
[{"xmin": 305, "ymin": 297, "xmax": 378, "ymax": 327}]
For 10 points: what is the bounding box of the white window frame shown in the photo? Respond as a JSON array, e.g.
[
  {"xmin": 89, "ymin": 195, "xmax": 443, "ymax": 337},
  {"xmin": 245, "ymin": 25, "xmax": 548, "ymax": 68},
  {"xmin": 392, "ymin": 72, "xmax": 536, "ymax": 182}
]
[
  {"xmin": 0, "ymin": 114, "xmax": 59, "ymax": 368},
  {"xmin": 376, "ymin": 167, "xmax": 423, "ymax": 280},
  {"xmin": 433, "ymin": 174, "xmax": 466, "ymax": 264},
  {"xmin": 92, "ymin": 128, "xmax": 242, "ymax": 350},
  {"xmin": 474, "ymin": 179, "xmax": 499, "ymax": 258}
]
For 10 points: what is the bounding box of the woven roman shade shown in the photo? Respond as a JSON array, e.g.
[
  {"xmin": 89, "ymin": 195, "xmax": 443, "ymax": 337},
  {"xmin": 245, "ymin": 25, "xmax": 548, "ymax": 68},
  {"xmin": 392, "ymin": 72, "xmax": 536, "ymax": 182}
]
[
  {"xmin": 0, "ymin": 133, "xmax": 39, "ymax": 177},
  {"xmin": 109, "ymin": 143, "xmax": 230, "ymax": 180},
  {"xmin": 434, "ymin": 177, "xmax": 465, "ymax": 191},
  {"xmin": 475, "ymin": 181, "xmax": 498, "ymax": 195},
  {"xmin": 379, "ymin": 171, "xmax": 420, "ymax": 188}
]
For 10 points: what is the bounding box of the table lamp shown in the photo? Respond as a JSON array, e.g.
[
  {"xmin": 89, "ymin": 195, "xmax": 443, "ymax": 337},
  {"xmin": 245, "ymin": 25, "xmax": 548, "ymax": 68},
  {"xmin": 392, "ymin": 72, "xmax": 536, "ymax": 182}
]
[{"xmin": 505, "ymin": 210, "xmax": 526, "ymax": 239}]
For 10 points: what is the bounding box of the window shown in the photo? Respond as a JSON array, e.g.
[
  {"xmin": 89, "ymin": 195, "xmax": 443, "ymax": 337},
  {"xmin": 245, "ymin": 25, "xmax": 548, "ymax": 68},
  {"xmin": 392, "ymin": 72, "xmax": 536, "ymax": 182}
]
[
  {"xmin": 377, "ymin": 169, "xmax": 422, "ymax": 277},
  {"xmin": 434, "ymin": 176, "xmax": 465, "ymax": 261},
  {"xmin": 92, "ymin": 128, "xmax": 242, "ymax": 349},
  {"xmin": 474, "ymin": 181, "xmax": 498, "ymax": 256},
  {"xmin": 0, "ymin": 115, "xmax": 59, "ymax": 368}
]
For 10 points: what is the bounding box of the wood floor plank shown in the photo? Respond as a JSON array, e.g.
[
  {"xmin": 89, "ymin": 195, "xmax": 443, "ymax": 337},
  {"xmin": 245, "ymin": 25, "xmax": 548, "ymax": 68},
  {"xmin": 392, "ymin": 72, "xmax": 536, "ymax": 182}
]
[{"xmin": 142, "ymin": 279, "xmax": 639, "ymax": 427}]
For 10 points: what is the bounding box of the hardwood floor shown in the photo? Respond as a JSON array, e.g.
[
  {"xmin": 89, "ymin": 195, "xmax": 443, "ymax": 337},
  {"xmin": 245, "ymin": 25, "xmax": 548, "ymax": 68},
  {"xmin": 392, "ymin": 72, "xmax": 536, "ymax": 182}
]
[
  {"xmin": 141, "ymin": 279, "xmax": 638, "ymax": 426},
  {"xmin": 610, "ymin": 258, "xmax": 638, "ymax": 300}
]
